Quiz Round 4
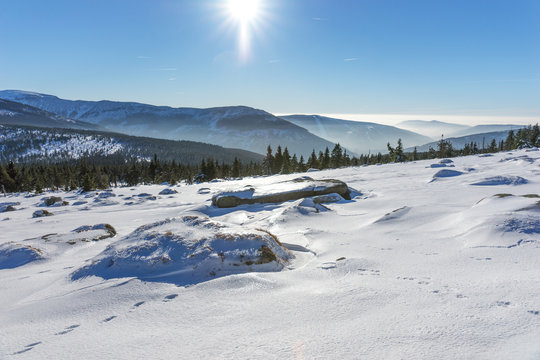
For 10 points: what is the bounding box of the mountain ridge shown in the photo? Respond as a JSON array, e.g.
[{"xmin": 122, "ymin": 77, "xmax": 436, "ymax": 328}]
[{"xmin": 0, "ymin": 90, "xmax": 336, "ymax": 157}]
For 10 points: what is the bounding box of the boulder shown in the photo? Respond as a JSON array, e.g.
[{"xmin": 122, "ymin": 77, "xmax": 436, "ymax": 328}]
[
  {"xmin": 159, "ymin": 188, "xmax": 178, "ymax": 195},
  {"xmin": 212, "ymin": 177, "xmax": 351, "ymax": 208},
  {"xmin": 43, "ymin": 196, "xmax": 68, "ymax": 206},
  {"xmin": 0, "ymin": 202, "xmax": 19, "ymax": 212},
  {"xmin": 33, "ymin": 209, "xmax": 53, "ymax": 218}
]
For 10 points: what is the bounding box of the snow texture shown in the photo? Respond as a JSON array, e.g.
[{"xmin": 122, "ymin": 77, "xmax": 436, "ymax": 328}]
[{"xmin": 1, "ymin": 149, "xmax": 540, "ymax": 359}]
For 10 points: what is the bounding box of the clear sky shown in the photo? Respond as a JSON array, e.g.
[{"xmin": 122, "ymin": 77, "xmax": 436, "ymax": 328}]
[{"xmin": 1, "ymin": 0, "xmax": 539, "ymax": 125}]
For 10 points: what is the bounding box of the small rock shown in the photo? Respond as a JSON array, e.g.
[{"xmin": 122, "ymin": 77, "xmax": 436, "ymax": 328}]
[
  {"xmin": 159, "ymin": 188, "xmax": 178, "ymax": 195},
  {"xmin": 33, "ymin": 210, "xmax": 53, "ymax": 218}
]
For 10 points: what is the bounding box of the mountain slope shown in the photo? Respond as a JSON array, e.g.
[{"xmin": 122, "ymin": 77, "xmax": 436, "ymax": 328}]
[
  {"xmin": 0, "ymin": 98, "xmax": 99, "ymax": 130},
  {"xmin": 281, "ymin": 115, "xmax": 432, "ymax": 155},
  {"xmin": 396, "ymin": 120, "xmax": 470, "ymax": 139},
  {"xmin": 450, "ymin": 124, "xmax": 526, "ymax": 137},
  {"xmin": 0, "ymin": 125, "xmax": 264, "ymax": 164},
  {"xmin": 0, "ymin": 90, "xmax": 336, "ymax": 156}
]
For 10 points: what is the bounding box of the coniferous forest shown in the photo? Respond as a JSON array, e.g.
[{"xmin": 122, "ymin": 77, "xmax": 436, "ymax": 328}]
[{"xmin": 0, "ymin": 124, "xmax": 538, "ymax": 194}]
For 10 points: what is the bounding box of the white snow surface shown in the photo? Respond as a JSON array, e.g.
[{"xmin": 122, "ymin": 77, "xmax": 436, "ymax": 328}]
[{"xmin": 1, "ymin": 150, "xmax": 540, "ymax": 359}]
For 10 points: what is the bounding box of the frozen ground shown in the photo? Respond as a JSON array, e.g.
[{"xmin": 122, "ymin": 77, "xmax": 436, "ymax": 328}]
[{"xmin": 1, "ymin": 149, "xmax": 539, "ymax": 359}]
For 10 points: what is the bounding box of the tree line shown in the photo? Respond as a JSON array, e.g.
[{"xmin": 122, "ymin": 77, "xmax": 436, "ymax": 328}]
[{"xmin": 1, "ymin": 124, "xmax": 538, "ymax": 194}]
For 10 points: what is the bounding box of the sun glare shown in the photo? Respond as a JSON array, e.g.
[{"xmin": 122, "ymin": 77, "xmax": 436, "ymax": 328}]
[
  {"xmin": 228, "ymin": 0, "xmax": 261, "ymax": 23},
  {"xmin": 221, "ymin": 0, "xmax": 267, "ymax": 62}
]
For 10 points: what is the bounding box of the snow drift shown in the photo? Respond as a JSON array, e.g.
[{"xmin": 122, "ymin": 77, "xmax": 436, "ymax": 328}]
[{"xmin": 72, "ymin": 215, "xmax": 292, "ymax": 285}]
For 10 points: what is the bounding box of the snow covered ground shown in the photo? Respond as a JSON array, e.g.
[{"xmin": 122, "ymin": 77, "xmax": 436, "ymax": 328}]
[{"xmin": 1, "ymin": 149, "xmax": 539, "ymax": 359}]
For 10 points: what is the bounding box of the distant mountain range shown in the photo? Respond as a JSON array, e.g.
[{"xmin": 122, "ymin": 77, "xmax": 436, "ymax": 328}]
[
  {"xmin": 397, "ymin": 120, "xmax": 470, "ymax": 139},
  {"xmin": 0, "ymin": 98, "xmax": 100, "ymax": 131},
  {"xmin": 0, "ymin": 124, "xmax": 263, "ymax": 164},
  {"xmin": 405, "ymin": 131, "xmax": 512, "ymax": 152},
  {"xmin": 0, "ymin": 90, "xmax": 335, "ymax": 157},
  {"xmin": 0, "ymin": 90, "xmax": 533, "ymax": 161},
  {"xmin": 397, "ymin": 119, "xmax": 525, "ymax": 140},
  {"xmin": 281, "ymin": 115, "xmax": 432, "ymax": 154}
]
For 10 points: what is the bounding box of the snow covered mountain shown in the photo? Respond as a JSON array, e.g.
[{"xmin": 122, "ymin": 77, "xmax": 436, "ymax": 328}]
[
  {"xmin": 0, "ymin": 125, "xmax": 264, "ymax": 164},
  {"xmin": 405, "ymin": 131, "xmax": 511, "ymax": 152},
  {"xmin": 397, "ymin": 120, "xmax": 526, "ymax": 140},
  {"xmin": 0, "ymin": 98, "xmax": 99, "ymax": 131},
  {"xmin": 451, "ymin": 124, "xmax": 526, "ymax": 138},
  {"xmin": 0, "ymin": 90, "xmax": 336, "ymax": 157},
  {"xmin": 281, "ymin": 114, "xmax": 432, "ymax": 155},
  {"xmin": 396, "ymin": 120, "xmax": 471, "ymax": 139}
]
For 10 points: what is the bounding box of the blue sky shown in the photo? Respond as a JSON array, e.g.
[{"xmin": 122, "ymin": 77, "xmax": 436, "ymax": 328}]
[{"xmin": 1, "ymin": 0, "xmax": 539, "ymax": 124}]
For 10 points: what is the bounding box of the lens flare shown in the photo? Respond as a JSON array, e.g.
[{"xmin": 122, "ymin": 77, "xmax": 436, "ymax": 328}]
[
  {"xmin": 220, "ymin": 0, "xmax": 267, "ymax": 63},
  {"xmin": 228, "ymin": 0, "xmax": 260, "ymax": 24}
]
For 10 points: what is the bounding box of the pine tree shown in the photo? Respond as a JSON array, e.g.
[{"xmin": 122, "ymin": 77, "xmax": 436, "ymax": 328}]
[
  {"xmin": 307, "ymin": 150, "xmax": 319, "ymax": 169},
  {"xmin": 529, "ymin": 123, "xmax": 540, "ymax": 146},
  {"xmin": 263, "ymin": 145, "xmax": 274, "ymax": 175},
  {"xmin": 504, "ymin": 130, "xmax": 514, "ymax": 150},
  {"xmin": 273, "ymin": 146, "xmax": 283, "ymax": 174},
  {"xmin": 0, "ymin": 163, "xmax": 16, "ymax": 193},
  {"xmin": 231, "ymin": 157, "xmax": 241, "ymax": 178},
  {"xmin": 331, "ymin": 143, "xmax": 343, "ymax": 168},
  {"xmin": 322, "ymin": 147, "xmax": 330, "ymax": 169},
  {"xmin": 395, "ymin": 139, "xmax": 404, "ymax": 162},
  {"xmin": 82, "ymin": 174, "xmax": 96, "ymax": 192},
  {"xmin": 281, "ymin": 147, "xmax": 291, "ymax": 174},
  {"xmin": 488, "ymin": 139, "xmax": 498, "ymax": 153}
]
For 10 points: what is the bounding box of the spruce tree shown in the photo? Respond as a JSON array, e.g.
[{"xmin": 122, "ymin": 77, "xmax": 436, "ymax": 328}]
[
  {"xmin": 82, "ymin": 174, "xmax": 96, "ymax": 192},
  {"xmin": 231, "ymin": 157, "xmax": 241, "ymax": 178}
]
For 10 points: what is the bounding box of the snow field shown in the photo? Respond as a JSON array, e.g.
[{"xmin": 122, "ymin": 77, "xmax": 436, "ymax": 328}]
[{"xmin": 0, "ymin": 149, "xmax": 539, "ymax": 359}]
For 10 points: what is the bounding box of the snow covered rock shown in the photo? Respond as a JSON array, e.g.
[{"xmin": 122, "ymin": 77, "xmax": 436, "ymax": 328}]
[
  {"xmin": 32, "ymin": 209, "xmax": 53, "ymax": 218},
  {"xmin": 471, "ymin": 176, "xmax": 528, "ymax": 186},
  {"xmin": 71, "ymin": 215, "xmax": 291, "ymax": 285},
  {"xmin": 0, "ymin": 202, "xmax": 19, "ymax": 212},
  {"xmin": 212, "ymin": 177, "xmax": 351, "ymax": 208},
  {"xmin": 433, "ymin": 169, "xmax": 464, "ymax": 178},
  {"xmin": 0, "ymin": 243, "xmax": 44, "ymax": 269},
  {"xmin": 159, "ymin": 188, "xmax": 178, "ymax": 195},
  {"xmin": 42, "ymin": 196, "xmax": 68, "ymax": 207},
  {"xmin": 97, "ymin": 191, "xmax": 116, "ymax": 199}
]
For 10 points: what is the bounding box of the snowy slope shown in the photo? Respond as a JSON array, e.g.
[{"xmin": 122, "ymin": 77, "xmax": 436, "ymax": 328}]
[
  {"xmin": 1, "ymin": 149, "xmax": 539, "ymax": 359},
  {"xmin": 0, "ymin": 125, "xmax": 264, "ymax": 164},
  {"xmin": 0, "ymin": 90, "xmax": 336, "ymax": 156},
  {"xmin": 0, "ymin": 98, "xmax": 99, "ymax": 131},
  {"xmin": 282, "ymin": 114, "xmax": 432, "ymax": 155}
]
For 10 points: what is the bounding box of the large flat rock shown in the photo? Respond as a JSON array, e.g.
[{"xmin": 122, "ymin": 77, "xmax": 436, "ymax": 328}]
[{"xmin": 212, "ymin": 176, "xmax": 351, "ymax": 208}]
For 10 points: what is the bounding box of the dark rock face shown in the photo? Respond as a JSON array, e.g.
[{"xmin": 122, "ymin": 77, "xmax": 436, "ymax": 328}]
[{"xmin": 212, "ymin": 177, "xmax": 351, "ymax": 208}]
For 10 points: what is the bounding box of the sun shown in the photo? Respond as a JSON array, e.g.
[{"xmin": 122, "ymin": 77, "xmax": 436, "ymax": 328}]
[{"xmin": 228, "ymin": 0, "xmax": 261, "ymax": 24}]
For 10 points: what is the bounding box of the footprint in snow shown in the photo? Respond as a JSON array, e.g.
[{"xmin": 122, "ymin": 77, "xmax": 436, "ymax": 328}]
[
  {"xmin": 496, "ymin": 301, "xmax": 511, "ymax": 307},
  {"xmin": 528, "ymin": 310, "xmax": 539, "ymax": 316},
  {"xmin": 102, "ymin": 316, "xmax": 117, "ymax": 323},
  {"xmin": 129, "ymin": 301, "xmax": 145, "ymax": 312},
  {"xmin": 12, "ymin": 342, "xmax": 42, "ymax": 355},
  {"xmin": 55, "ymin": 324, "xmax": 79, "ymax": 335},
  {"xmin": 163, "ymin": 294, "xmax": 178, "ymax": 302}
]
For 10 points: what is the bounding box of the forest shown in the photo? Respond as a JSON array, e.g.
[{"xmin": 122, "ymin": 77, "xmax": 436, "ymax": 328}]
[{"xmin": 1, "ymin": 124, "xmax": 538, "ymax": 194}]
